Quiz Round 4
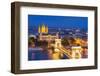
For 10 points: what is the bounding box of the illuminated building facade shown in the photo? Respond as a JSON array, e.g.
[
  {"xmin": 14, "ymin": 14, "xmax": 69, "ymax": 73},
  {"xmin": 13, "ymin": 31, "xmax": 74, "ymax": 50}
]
[
  {"xmin": 38, "ymin": 24, "xmax": 48, "ymax": 34},
  {"xmin": 38, "ymin": 24, "xmax": 59, "ymax": 41}
]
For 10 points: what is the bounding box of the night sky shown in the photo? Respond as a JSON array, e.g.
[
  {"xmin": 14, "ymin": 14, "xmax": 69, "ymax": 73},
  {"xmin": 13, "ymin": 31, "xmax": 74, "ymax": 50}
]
[{"xmin": 28, "ymin": 15, "xmax": 88, "ymax": 29}]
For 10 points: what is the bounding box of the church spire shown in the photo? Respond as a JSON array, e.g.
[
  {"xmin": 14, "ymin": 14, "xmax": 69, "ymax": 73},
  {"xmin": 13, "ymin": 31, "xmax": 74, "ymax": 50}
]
[
  {"xmin": 38, "ymin": 24, "xmax": 48, "ymax": 34},
  {"xmin": 38, "ymin": 25, "xmax": 41, "ymax": 33}
]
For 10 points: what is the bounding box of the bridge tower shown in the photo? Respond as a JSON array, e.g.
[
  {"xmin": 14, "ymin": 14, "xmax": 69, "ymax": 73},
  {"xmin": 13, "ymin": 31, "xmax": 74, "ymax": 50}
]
[
  {"xmin": 52, "ymin": 39, "xmax": 62, "ymax": 59},
  {"xmin": 55, "ymin": 39, "xmax": 62, "ymax": 47},
  {"xmin": 71, "ymin": 46, "xmax": 82, "ymax": 59}
]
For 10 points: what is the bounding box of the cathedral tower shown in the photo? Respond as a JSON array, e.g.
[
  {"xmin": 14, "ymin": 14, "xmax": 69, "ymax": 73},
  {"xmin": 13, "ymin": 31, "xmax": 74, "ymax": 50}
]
[{"xmin": 38, "ymin": 24, "xmax": 48, "ymax": 34}]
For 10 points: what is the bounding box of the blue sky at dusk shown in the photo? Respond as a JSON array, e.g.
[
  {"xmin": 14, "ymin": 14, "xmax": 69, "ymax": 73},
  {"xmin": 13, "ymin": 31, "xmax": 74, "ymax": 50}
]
[{"xmin": 28, "ymin": 15, "xmax": 88, "ymax": 29}]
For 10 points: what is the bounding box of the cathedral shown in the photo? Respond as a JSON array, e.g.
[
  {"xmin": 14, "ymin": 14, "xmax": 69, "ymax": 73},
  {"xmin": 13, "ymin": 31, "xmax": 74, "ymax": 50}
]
[
  {"xmin": 38, "ymin": 24, "xmax": 59, "ymax": 41},
  {"xmin": 38, "ymin": 24, "xmax": 48, "ymax": 34}
]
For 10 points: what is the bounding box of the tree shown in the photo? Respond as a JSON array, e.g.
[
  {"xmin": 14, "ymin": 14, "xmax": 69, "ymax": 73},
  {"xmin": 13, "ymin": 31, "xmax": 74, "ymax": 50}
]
[
  {"xmin": 61, "ymin": 37, "xmax": 69, "ymax": 46},
  {"xmin": 69, "ymin": 37, "xmax": 76, "ymax": 45},
  {"xmin": 28, "ymin": 37, "xmax": 35, "ymax": 47},
  {"xmin": 37, "ymin": 40, "xmax": 48, "ymax": 48}
]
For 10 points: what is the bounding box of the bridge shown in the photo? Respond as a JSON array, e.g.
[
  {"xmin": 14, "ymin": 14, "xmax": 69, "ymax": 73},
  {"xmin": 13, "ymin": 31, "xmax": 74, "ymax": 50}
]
[
  {"xmin": 57, "ymin": 47, "xmax": 72, "ymax": 59},
  {"xmin": 50, "ymin": 44, "xmax": 72, "ymax": 59},
  {"xmin": 50, "ymin": 39, "xmax": 82, "ymax": 59}
]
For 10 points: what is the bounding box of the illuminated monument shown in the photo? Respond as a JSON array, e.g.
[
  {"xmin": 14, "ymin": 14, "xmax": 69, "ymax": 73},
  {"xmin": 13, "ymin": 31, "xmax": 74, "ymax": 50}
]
[
  {"xmin": 38, "ymin": 24, "xmax": 59, "ymax": 41},
  {"xmin": 38, "ymin": 24, "xmax": 48, "ymax": 34}
]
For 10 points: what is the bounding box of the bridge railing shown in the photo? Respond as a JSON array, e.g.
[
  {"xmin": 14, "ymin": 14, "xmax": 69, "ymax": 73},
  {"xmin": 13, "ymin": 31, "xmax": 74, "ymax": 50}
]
[{"xmin": 58, "ymin": 47, "xmax": 72, "ymax": 59}]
